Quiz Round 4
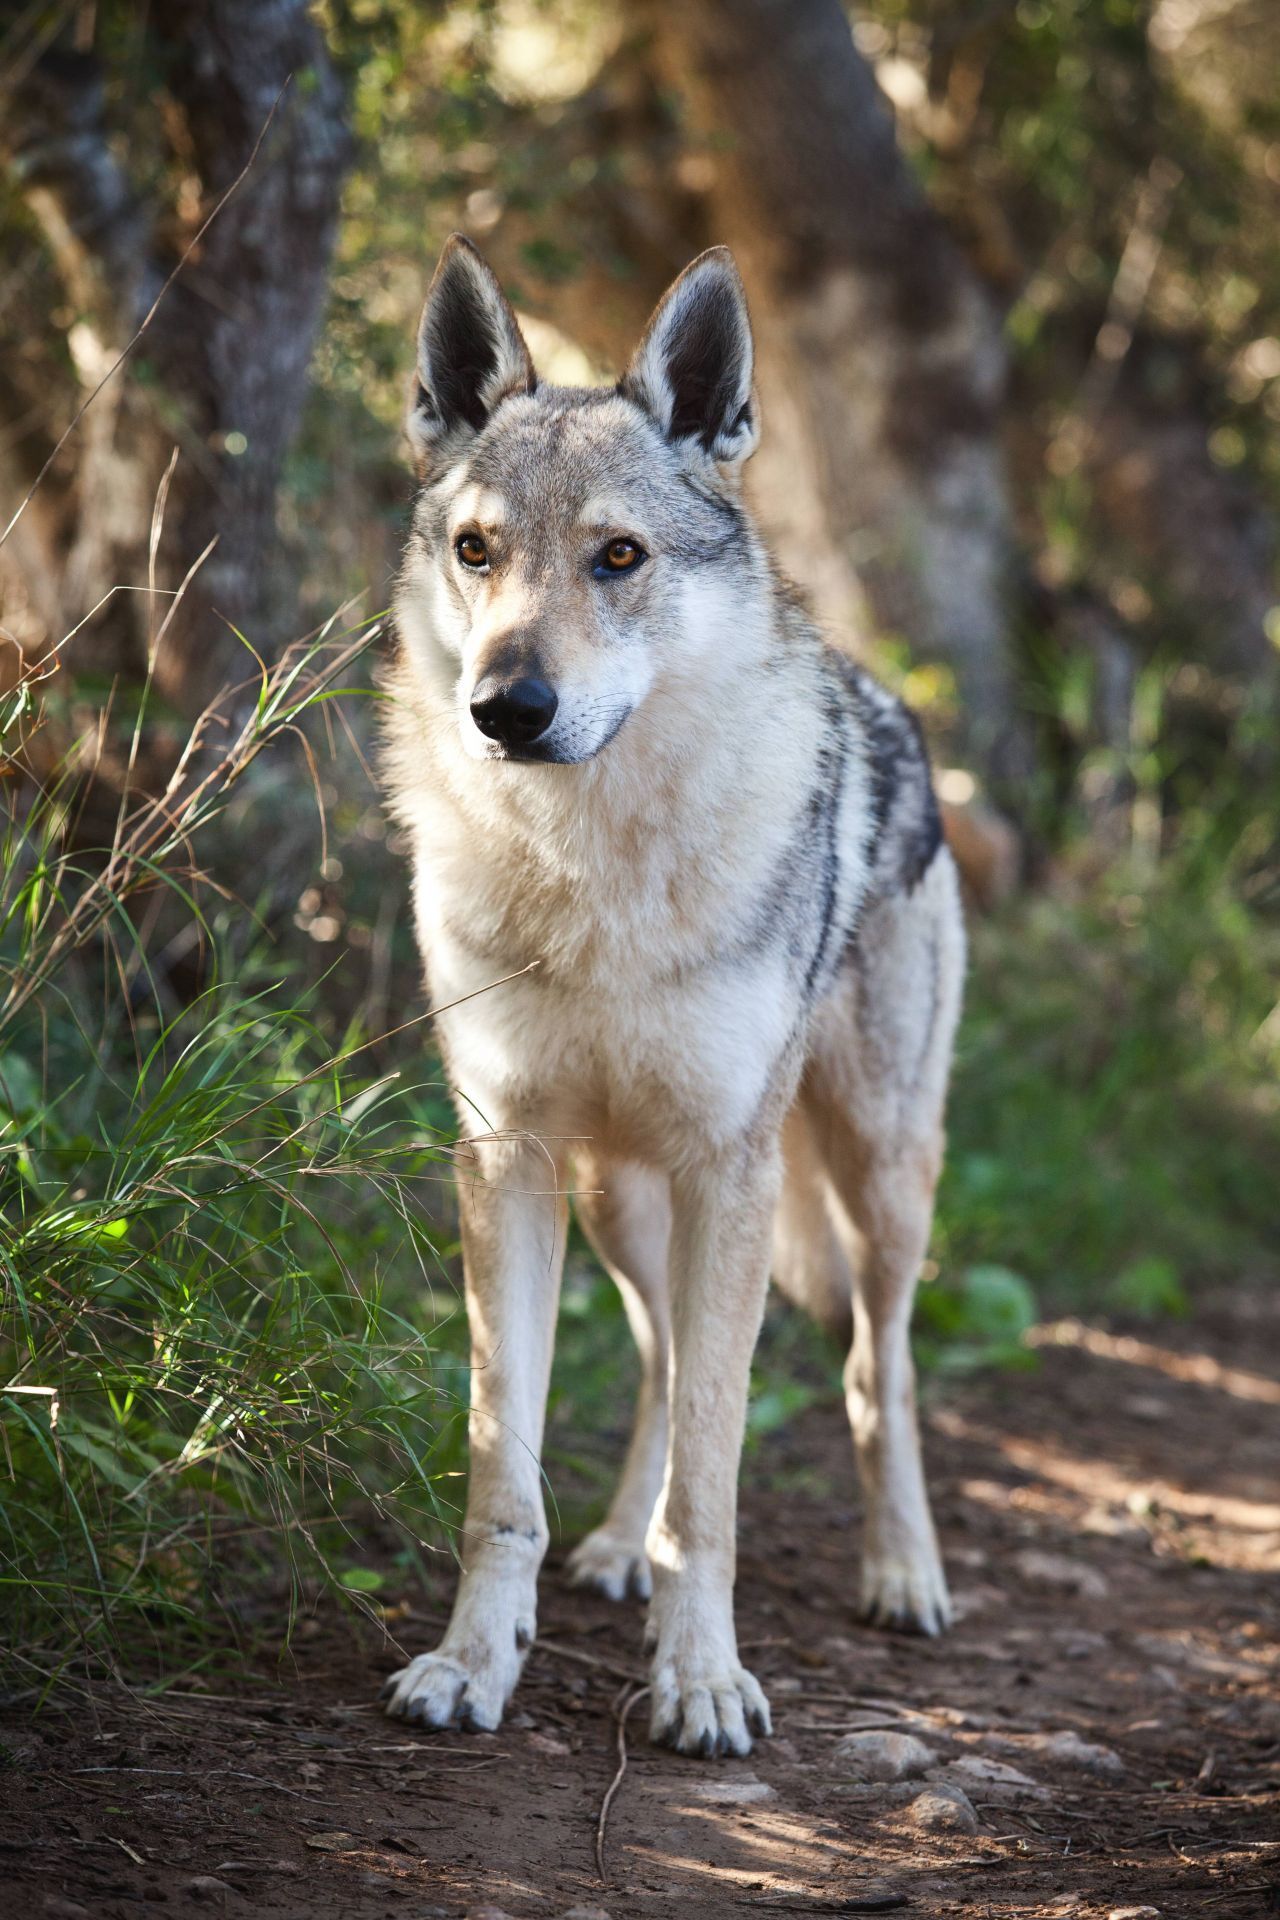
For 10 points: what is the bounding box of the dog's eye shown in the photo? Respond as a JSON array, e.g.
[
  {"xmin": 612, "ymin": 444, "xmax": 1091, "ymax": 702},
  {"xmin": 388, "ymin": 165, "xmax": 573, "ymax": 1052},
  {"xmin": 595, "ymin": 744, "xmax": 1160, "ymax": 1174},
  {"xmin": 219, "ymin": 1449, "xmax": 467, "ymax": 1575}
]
[
  {"xmin": 455, "ymin": 532, "xmax": 489, "ymax": 570},
  {"xmin": 595, "ymin": 538, "xmax": 646, "ymax": 578}
]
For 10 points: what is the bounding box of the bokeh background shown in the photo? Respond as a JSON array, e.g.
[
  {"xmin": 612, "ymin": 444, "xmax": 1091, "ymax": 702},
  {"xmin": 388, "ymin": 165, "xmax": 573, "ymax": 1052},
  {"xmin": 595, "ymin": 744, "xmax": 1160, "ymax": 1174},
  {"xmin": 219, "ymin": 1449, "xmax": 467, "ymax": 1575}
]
[{"xmin": 1, "ymin": 0, "xmax": 1277, "ymax": 1684}]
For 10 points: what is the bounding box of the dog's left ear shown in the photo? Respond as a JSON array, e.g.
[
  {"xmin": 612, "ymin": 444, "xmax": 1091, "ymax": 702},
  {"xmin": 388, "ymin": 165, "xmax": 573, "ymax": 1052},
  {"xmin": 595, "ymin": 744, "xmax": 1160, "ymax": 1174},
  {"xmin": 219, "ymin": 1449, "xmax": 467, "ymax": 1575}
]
[
  {"xmin": 407, "ymin": 235, "xmax": 536, "ymax": 474},
  {"xmin": 621, "ymin": 248, "xmax": 758, "ymax": 467}
]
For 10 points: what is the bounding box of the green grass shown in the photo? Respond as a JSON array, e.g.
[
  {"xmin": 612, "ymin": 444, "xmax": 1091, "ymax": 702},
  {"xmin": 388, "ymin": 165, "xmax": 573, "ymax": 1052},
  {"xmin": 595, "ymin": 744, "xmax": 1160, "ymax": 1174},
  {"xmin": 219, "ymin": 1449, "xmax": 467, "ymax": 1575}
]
[{"xmin": 0, "ymin": 632, "xmax": 470, "ymax": 1697}]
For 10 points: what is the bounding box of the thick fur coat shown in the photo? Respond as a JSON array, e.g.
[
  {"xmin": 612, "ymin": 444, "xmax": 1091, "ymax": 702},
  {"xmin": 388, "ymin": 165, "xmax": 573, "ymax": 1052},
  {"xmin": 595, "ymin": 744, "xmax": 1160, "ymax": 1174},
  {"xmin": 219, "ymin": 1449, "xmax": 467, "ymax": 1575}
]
[{"xmin": 381, "ymin": 237, "xmax": 965, "ymax": 1758}]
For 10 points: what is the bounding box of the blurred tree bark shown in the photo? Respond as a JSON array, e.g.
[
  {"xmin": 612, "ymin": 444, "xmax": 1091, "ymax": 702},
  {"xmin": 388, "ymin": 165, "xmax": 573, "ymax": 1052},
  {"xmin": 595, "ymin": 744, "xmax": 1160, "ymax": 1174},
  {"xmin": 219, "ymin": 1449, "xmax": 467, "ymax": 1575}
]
[
  {"xmin": 638, "ymin": 0, "xmax": 1031, "ymax": 787},
  {"xmin": 0, "ymin": 0, "xmax": 350, "ymax": 715}
]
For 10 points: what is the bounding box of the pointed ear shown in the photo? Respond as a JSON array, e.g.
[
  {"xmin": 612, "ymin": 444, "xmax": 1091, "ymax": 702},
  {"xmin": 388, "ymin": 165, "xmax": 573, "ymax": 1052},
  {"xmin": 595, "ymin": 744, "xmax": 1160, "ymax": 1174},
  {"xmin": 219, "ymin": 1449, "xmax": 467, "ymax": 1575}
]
[
  {"xmin": 407, "ymin": 235, "xmax": 535, "ymax": 473},
  {"xmin": 620, "ymin": 248, "xmax": 758, "ymax": 466}
]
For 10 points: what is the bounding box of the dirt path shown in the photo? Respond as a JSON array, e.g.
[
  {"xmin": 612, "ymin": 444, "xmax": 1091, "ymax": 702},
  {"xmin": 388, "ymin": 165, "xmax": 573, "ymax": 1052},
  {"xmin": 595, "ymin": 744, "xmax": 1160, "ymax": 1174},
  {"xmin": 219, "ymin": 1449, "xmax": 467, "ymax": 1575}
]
[{"xmin": 5, "ymin": 1290, "xmax": 1278, "ymax": 1919}]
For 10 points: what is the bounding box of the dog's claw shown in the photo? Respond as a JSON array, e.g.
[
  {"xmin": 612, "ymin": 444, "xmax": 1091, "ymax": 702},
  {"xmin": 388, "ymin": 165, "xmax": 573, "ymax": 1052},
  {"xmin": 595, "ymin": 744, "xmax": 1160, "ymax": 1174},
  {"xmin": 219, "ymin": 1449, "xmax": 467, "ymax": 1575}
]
[
  {"xmin": 648, "ymin": 1663, "xmax": 770, "ymax": 1760},
  {"xmin": 566, "ymin": 1529, "xmax": 653, "ymax": 1604},
  {"xmin": 382, "ymin": 1644, "xmax": 518, "ymax": 1731},
  {"xmin": 859, "ymin": 1552, "xmax": 953, "ymax": 1638}
]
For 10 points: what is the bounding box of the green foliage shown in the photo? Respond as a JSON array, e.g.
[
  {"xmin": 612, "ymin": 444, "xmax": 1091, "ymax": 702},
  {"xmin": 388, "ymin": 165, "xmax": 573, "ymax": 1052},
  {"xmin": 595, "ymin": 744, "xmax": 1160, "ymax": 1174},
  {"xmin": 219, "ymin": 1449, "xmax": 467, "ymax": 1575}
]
[
  {"xmin": 1110, "ymin": 1255, "xmax": 1187, "ymax": 1321},
  {"xmin": 937, "ymin": 809, "xmax": 1280, "ymax": 1313},
  {"xmin": 0, "ymin": 639, "xmax": 466, "ymax": 1692},
  {"xmin": 915, "ymin": 1265, "xmax": 1040, "ymax": 1374}
]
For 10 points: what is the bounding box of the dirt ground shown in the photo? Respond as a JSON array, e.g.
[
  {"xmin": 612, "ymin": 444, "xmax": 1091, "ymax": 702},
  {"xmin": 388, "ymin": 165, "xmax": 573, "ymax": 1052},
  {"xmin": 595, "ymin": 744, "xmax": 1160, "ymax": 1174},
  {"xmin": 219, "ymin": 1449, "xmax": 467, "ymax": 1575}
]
[{"xmin": 4, "ymin": 1289, "xmax": 1278, "ymax": 1920}]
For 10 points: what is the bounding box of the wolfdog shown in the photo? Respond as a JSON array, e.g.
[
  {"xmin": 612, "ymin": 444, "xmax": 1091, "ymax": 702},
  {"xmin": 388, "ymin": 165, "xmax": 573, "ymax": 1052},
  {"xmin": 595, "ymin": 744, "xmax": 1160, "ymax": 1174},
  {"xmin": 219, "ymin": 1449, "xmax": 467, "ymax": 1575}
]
[{"xmin": 381, "ymin": 236, "xmax": 965, "ymax": 1758}]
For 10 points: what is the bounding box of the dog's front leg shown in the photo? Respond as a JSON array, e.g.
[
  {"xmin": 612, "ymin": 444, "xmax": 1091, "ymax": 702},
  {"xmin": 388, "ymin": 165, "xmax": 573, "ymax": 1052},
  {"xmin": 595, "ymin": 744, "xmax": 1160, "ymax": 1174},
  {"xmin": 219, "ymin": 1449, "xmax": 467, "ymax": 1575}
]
[
  {"xmin": 644, "ymin": 1143, "xmax": 780, "ymax": 1758},
  {"xmin": 384, "ymin": 1130, "xmax": 566, "ymax": 1730}
]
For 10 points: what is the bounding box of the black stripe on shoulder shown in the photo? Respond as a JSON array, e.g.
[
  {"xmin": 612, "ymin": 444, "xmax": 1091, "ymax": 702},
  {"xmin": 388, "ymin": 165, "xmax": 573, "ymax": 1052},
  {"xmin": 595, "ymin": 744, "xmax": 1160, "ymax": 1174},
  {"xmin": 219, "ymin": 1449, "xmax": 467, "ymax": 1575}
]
[
  {"xmin": 838, "ymin": 658, "xmax": 943, "ymax": 897},
  {"xmin": 802, "ymin": 692, "xmax": 851, "ymax": 998}
]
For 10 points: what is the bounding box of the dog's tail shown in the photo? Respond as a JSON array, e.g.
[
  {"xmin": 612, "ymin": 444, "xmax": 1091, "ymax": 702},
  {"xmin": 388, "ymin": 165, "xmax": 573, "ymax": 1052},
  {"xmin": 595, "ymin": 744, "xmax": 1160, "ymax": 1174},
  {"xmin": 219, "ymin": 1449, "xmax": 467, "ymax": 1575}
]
[{"xmin": 771, "ymin": 1103, "xmax": 856, "ymax": 1346}]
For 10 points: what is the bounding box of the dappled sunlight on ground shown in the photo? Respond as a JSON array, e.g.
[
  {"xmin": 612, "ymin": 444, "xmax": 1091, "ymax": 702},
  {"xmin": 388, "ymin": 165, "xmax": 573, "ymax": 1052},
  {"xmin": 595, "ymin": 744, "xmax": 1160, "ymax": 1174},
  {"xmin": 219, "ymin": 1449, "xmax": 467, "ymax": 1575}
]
[
  {"xmin": 3, "ymin": 1288, "xmax": 1277, "ymax": 1917},
  {"xmin": 941, "ymin": 1410, "xmax": 1280, "ymax": 1571},
  {"xmin": 1027, "ymin": 1315, "xmax": 1280, "ymax": 1407}
]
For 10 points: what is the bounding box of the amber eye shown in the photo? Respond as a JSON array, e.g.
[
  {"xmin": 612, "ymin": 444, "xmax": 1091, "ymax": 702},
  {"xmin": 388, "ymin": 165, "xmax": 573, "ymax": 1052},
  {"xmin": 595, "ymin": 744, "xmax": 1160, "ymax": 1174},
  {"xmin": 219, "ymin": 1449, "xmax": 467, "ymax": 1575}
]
[
  {"xmin": 455, "ymin": 532, "xmax": 489, "ymax": 570},
  {"xmin": 595, "ymin": 537, "xmax": 646, "ymax": 578}
]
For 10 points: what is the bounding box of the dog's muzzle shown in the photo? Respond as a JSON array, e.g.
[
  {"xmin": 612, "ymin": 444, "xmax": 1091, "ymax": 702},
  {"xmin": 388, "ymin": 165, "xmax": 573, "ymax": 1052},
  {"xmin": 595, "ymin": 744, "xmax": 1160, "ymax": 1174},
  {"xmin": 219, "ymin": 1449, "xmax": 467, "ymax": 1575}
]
[{"xmin": 469, "ymin": 675, "xmax": 558, "ymax": 752}]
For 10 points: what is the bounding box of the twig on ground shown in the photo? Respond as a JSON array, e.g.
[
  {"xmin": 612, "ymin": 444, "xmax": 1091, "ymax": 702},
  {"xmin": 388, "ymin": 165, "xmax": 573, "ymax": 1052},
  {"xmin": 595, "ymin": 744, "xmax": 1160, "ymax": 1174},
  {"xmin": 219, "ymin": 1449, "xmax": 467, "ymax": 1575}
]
[
  {"xmin": 751, "ymin": 1899, "xmax": 909, "ymax": 1914},
  {"xmin": 536, "ymin": 1638, "xmax": 646, "ymax": 1685},
  {"xmin": 1198, "ymin": 1885, "xmax": 1280, "ymax": 1908},
  {"xmin": 791, "ymin": 1721, "xmax": 926, "ymax": 1734},
  {"xmin": 595, "ymin": 1682, "xmax": 649, "ymax": 1886},
  {"xmin": 213, "ymin": 1860, "xmax": 303, "ymax": 1876},
  {"xmin": 782, "ymin": 1692, "xmax": 962, "ymax": 1723}
]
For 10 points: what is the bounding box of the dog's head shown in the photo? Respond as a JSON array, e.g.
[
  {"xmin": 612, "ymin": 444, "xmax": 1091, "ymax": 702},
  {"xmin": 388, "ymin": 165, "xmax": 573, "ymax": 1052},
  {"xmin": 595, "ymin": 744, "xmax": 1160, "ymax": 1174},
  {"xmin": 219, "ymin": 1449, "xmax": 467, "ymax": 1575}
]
[{"xmin": 398, "ymin": 236, "xmax": 761, "ymax": 765}]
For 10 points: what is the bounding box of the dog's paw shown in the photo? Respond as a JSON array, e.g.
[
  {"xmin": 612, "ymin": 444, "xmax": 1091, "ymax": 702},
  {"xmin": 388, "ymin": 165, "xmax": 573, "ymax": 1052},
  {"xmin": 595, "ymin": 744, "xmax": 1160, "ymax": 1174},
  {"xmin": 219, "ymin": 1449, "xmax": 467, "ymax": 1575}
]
[
  {"xmin": 381, "ymin": 1637, "xmax": 523, "ymax": 1731},
  {"xmin": 648, "ymin": 1658, "xmax": 772, "ymax": 1759},
  {"xmin": 565, "ymin": 1528, "xmax": 652, "ymax": 1603},
  {"xmin": 859, "ymin": 1549, "xmax": 952, "ymax": 1637}
]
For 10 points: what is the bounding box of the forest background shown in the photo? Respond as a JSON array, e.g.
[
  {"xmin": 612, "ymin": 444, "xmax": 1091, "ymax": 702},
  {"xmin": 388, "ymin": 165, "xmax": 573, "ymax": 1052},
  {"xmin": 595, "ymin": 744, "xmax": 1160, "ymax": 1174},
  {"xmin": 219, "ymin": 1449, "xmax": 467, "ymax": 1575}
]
[{"xmin": 0, "ymin": 0, "xmax": 1277, "ymax": 1690}]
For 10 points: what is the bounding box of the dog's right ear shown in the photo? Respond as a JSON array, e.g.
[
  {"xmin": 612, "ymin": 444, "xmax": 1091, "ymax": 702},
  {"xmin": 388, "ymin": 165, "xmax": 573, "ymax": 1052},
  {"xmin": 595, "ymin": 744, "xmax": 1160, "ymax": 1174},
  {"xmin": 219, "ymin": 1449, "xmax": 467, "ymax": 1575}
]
[{"xmin": 407, "ymin": 235, "xmax": 535, "ymax": 475}]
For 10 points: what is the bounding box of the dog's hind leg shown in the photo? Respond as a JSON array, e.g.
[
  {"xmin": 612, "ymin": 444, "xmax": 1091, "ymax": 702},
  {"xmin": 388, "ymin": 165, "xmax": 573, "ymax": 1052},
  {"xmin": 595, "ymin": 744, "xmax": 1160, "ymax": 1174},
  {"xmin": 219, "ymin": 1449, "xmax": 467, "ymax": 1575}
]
[
  {"xmin": 383, "ymin": 1129, "xmax": 567, "ymax": 1730},
  {"xmin": 807, "ymin": 850, "xmax": 965, "ymax": 1637},
  {"xmin": 566, "ymin": 1155, "xmax": 670, "ymax": 1602},
  {"xmin": 836, "ymin": 1125, "xmax": 951, "ymax": 1635}
]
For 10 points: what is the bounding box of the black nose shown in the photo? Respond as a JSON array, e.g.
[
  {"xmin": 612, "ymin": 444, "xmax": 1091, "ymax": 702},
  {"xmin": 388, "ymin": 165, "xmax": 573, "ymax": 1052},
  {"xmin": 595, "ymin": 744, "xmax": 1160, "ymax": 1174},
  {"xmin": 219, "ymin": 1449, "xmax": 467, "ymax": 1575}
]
[{"xmin": 469, "ymin": 676, "xmax": 558, "ymax": 748}]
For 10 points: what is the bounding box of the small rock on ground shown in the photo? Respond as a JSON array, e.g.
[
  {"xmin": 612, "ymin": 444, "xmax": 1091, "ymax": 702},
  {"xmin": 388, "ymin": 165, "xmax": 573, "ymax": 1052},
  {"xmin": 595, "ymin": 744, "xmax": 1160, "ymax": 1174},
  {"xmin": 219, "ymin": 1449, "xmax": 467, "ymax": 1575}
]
[
  {"xmin": 831, "ymin": 1730, "xmax": 937, "ymax": 1782},
  {"xmin": 526, "ymin": 1730, "xmax": 572, "ymax": 1755},
  {"xmin": 1057, "ymin": 1628, "xmax": 1110, "ymax": 1660},
  {"xmin": 906, "ymin": 1783, "xmax": 979, "ymax": 1834},
  {"xmin": 942, "ymin": 1753, "xmax": 1043, "ymax": 1797},
  {"xmin": 1109, "ymin": 1909, "xmax": 1161, "ymax": 1919},
  {"xmin": 561, "ymin": 1908, "xmax": 613, "ymax": 1919},
  {"xmin": 684, "ymin": 1777, "xmax": 778, "ymax": 1805},
  {"xmin": 951, "ymin": 1582, "xmax": 1005, "ymax": 1620},
  {"xmin": 1029, "ymin": 1728, "xmax": 1124, "ymax": 1775},
  {"xmin": 1014, "ymin": 1547, "xmax": 1110, "ymax": 1600}
]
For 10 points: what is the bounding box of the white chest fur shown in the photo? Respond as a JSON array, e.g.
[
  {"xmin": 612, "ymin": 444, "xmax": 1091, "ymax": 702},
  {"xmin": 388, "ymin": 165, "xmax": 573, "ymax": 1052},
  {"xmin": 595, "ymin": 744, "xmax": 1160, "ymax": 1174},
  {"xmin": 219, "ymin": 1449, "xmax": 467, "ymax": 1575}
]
[{"xmin": 409, "ymin": 716, "xmax": 826, "ymax": 1161}]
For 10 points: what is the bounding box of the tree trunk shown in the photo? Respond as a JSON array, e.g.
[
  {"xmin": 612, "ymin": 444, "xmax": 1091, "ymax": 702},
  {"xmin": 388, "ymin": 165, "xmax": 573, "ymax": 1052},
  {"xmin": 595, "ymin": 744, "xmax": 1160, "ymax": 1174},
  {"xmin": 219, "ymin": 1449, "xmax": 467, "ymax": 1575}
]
[
  {"xmin": 0, "ymin": 1, "xmax": 351, "ymax": 714},
  {"xmin": 641, "ymin": 0, "xmax": 1030, "ymax": 786}
]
